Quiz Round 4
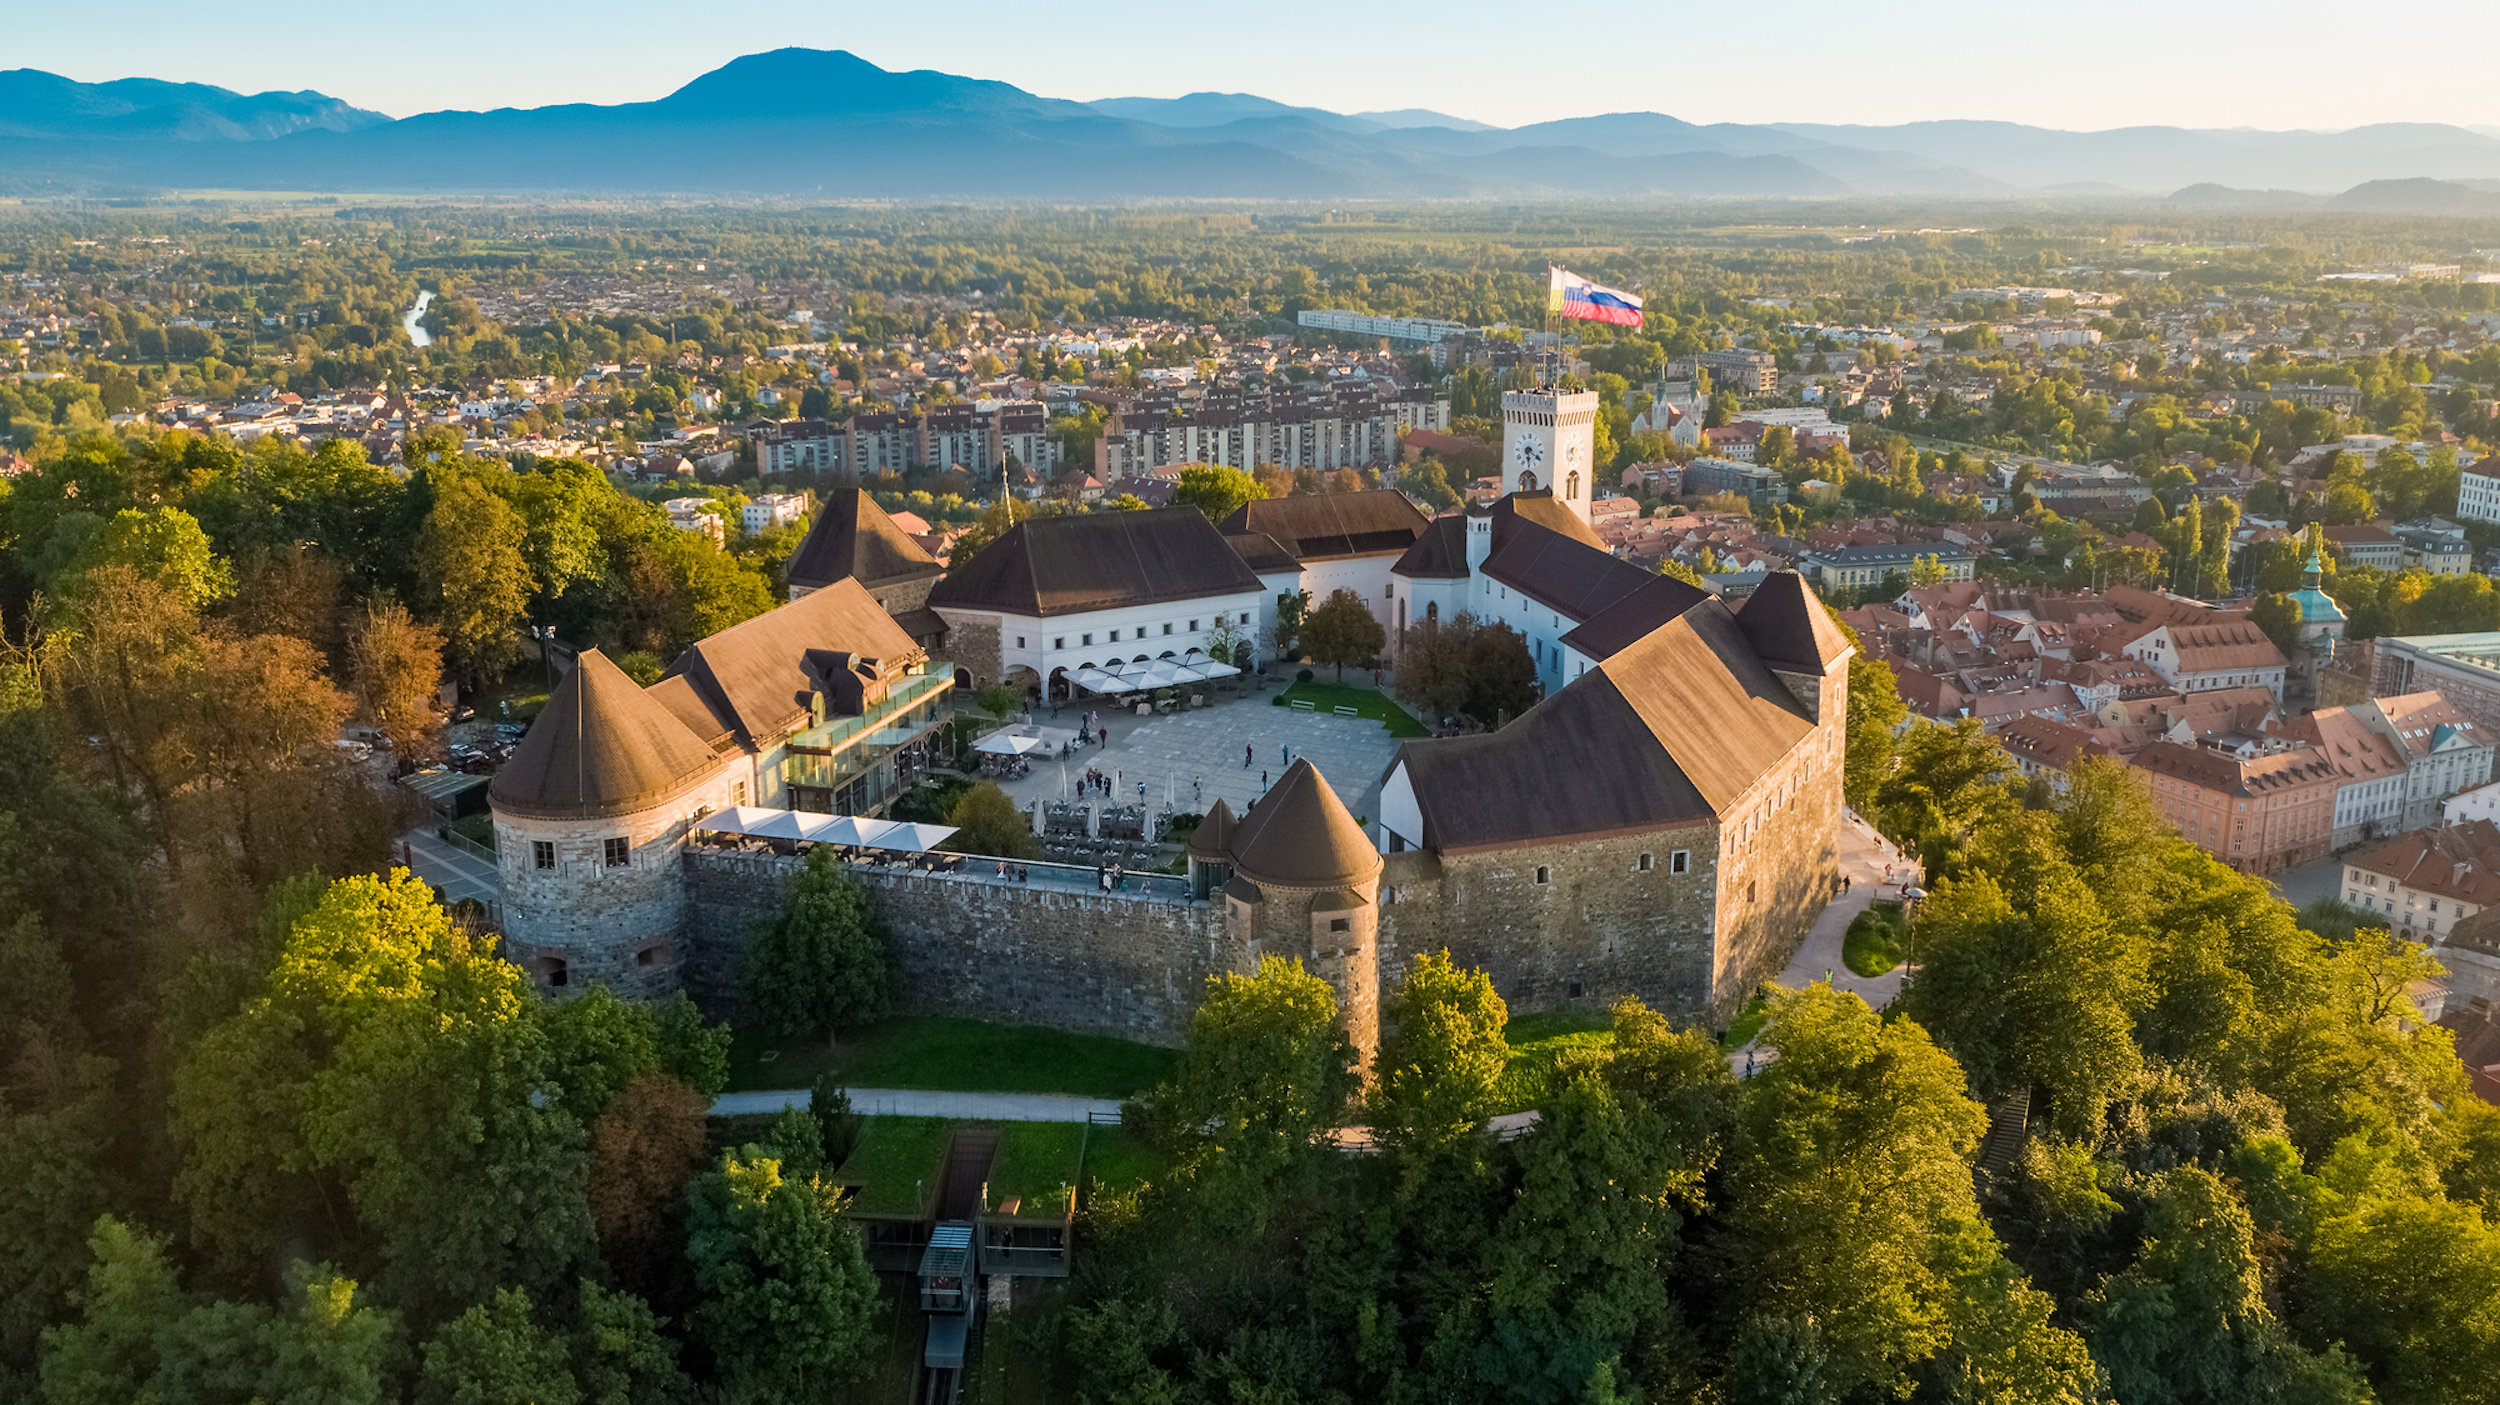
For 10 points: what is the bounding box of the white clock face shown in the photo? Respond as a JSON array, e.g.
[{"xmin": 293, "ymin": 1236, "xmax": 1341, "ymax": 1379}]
[{"xmin": 1516, "ymin": 440, "xmax": 1543, "ymax": 466}]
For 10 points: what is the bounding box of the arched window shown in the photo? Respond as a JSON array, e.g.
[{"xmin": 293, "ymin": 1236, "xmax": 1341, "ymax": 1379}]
[
  {"xmin": 1566, "ymin": 470, "xmax": 1580, "ymax": 500},
  {"xmin": 1426, "ymin": 602, "xmax": 1439, "ymax": 622},
  {"xmin": 1518, "ymin": 470, "xmax": 1539, "ymax": 493}
]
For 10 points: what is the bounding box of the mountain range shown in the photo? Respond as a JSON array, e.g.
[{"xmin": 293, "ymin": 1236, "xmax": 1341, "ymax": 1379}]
[{"xmin": 7, "ymin": 49, "xmax": 2500, "ymax": 207}]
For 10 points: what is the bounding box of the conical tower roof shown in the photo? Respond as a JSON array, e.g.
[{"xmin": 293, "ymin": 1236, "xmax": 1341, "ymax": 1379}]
[
  {"xmin": 489, "ymin": 649, "xmax": 723, "ymax": 820},
  {"xmin": 1186, "ymin": 798, "xmax": 1238, "ymax": 860},
  {"xmin": 785, "ymin": 489, "xmax": 941, "ymax": 593},
  {"xmin": 1227, "ymin": 759, "xmax": 1381, "ymax": 890}
]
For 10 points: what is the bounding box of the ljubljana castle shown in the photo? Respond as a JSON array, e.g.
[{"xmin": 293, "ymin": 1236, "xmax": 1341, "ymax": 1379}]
[{"xmin": 486, "ymin": 387, "xmax": 1852, "ymax": 1056}]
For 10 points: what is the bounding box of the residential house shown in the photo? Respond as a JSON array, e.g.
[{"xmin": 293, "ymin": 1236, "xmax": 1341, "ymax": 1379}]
[
  {"xmin": 2357, "ymin": 691, "xmax": 2498, "ymax": 828},
  {"xmin": 2120, "ymin": 619, "xmax": 2289, "ymax": 701},
  {"xmin": 2343, "ymin": 820, "xmax": 2500, "ymax": 941}
]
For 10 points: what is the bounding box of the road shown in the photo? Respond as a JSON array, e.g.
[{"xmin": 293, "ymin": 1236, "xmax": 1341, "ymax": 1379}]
[{"xmin": 712, "ymin": 1087, "xmax": 1124, "ymax": 1122}]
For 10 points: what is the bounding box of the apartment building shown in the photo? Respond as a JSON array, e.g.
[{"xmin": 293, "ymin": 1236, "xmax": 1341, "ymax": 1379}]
[
  {"xmin": 753, "ymin": 402, "xmax": 1061, "ymax": 482},
  {"xmin": 2133, "ymin": 740, "xmax": 2339, "ymax": 875}
]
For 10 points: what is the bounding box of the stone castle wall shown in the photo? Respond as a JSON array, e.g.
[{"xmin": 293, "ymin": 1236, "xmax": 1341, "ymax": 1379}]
[
  {"xmin": 494, "ymin": 766, "xmax": 741, "ymax": 996},
  {"xmin": 683, "ymin": 851, "xmax": 1239, "ymax": 1046},
  {"xmin": 1382, "ymin": 823, "xmax": 1726, "ymax": 1023}
]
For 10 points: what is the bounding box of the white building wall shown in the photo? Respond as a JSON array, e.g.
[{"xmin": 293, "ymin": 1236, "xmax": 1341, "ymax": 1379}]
[{"xmin": 968, "ymin": 591, "xmax": 1270, "ymax": 694}]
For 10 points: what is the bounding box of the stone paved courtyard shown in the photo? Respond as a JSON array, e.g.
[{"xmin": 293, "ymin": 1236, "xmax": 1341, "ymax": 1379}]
[{"xmin": 987, "ymin": 691, "xmax": 1410, "ymax": 826}]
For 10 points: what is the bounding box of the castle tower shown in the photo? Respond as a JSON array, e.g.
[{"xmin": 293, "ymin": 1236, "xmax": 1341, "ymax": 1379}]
[
  {"xmin": 1734, "ymin": 572, "xmax": 1856, "ymax": 725},
  {"xmin": 1218, "ymin": 760, "xmax": 1386, "ymax": 1068},
  {"xmin": 488, "ymin": 648, "xmax": 733, "ymax": 995},
  {"xmin": 1185, "ymin": 798, "xmax": 1239, "ymax": 900},
  {"xmin": 1501, "ymin": 387, "xmax": 1601, "ymax": 524}
]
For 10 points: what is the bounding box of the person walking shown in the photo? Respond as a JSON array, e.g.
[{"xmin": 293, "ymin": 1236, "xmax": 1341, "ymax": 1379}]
[
  {"xmin": 1244, "ymin": 742, "xmax": 1254, "ymax": 768},
  {"xmin": 1261, "ymin": 769, "xmax": 1269, "ymax": 789},
  {"xmin": 1281, "ymin": 743, "xmax": 1290, "ymax": 765}
]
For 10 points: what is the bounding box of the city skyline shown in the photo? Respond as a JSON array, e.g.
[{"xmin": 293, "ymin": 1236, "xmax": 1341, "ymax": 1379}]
[{"xmin": 10, "ymin": 0, "xmax": 2500, "ymax": 134}]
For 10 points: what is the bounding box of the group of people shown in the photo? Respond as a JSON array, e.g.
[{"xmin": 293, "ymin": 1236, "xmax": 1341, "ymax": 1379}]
[
  {"xmin": 992, "ymin": 860, "xmax": 1032, "ymax": 883},
  {"xmin": 1096, "ymin": 861, "xmax": 1128, "ymax": 892},
  {"xmin": 1080, "ymin": 767, "xmax": 1116, "ymax": 797}
]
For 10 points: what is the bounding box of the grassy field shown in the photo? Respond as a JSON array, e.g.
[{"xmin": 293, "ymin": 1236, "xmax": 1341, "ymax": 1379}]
[
  {"xmin": 833, "ymin": 1116, "xmax": 956, "ymax": 1217},
  {"xmin": 1078, "ymin": 1123, "xmax": 1167, "ymax": 1197},
  {"xmin": 728, "ymin": 1016, "xmax": 1177, "ymax": 1097},
  {"xmin": 1494, "ymin": 1009, "xmax": 1617, "ymax": 1111},
  {"xmin": 985, "ymin": 1122, "xmax": 1087, "ymax": 1219},
  {"xmin": 1273, "ymin": 680, "xmax": 1429, "ymax": 738},
  {"xmin": 1843, "ymin": 902, "xmax": 1907, "ymax": 977}
]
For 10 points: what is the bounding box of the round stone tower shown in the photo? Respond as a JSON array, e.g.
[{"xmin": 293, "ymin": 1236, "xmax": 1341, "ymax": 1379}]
[
  {"xmin": 487, "ymin": 648, "xmax": 733, "ymax": 996},
  {"xmin": 1218, "ymin": 760, "xmax": 1386, "ymax": 1068}
]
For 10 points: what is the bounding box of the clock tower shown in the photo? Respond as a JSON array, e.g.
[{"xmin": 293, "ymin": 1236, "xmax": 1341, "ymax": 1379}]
[{"xmin": 1501, "ymin": 387, "xmax": 1601, "ymax": 525}]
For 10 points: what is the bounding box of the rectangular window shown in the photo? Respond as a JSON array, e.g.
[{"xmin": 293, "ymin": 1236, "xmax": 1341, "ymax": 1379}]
[
  {"xmin": 1328, "ymin": 917, "xmax": 1350, "ymax": 933},
  {"xmin": 532, "ymin": 840, "xmax": 555, "ymax": 871},
  {"xmin": 1671, "ymin": 849, "xmax": 1691, "ymax": 874},
  {"xmin": 1164, "ymin": 622, "xmax": 1174, "ymax": 635},
  {"xmin": 1081, "ymin": 633, "xmax": 1092, "ymax": 646},
  {"xmin": 1637, "ymin": 852, "xmax": 1654, "ymax": 872},
  {"xmin": 604, "ymin": 837, "xmax": 630, "ymax": 867},
  {"xmin": 1189, "ymin": 620, "xmax": 1200, "ymax": 632},
  {"xmin": 1016, "ymin": 636, "xmax": 1026, "ymax": 649},
  {"xmin": 1054, "ymin": 638, "xmax": 1065, "ymax": 651},
  {"xmin": 1240, "ymin": 613, "xmax": 1251, "ymax": 625},
  {"xmin": 1534, "ymin": 866, "xmax": 1551, "ymax": 885},
  {"xmin": 1108, "ymin": 629, "xmax": 1119, "ymax": 642}
]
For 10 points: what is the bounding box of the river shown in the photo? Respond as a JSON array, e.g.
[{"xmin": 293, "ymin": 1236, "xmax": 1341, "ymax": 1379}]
[{"xmin": 402, "ymin": 289, "xmax": 434, "ymax": 348}]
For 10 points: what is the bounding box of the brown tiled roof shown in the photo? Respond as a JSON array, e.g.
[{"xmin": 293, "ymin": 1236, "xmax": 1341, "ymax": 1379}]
[
  {"xmin": 1187, "ymin": 798, "xmax": 1238, "ymax": 859},
  {"xmin": 929, "ymin": 508, "xmax": 1262, "ymax": 618},
  {"xmin": 1391, "ymin": 600, "xmax": 1813, "ymax": 851},
  {"xmin": 1492, "ymin": 491, "xmax": 1609, "ymax": 552},
  {"xmin": 489, "ymin": 649, "xmax": 723, "ymax": 820},
  {"xmin": 663, "ymin": 577, "xmax": 924, "ymax": 750},
  {"xmin": 1391, "ymin": 514, "xmax": 1470, "ymax": 579},
  {"xmin": 1220, "ymin": 489, "xmax": 1429, "ymax": 562},
  {"xmin": 2281, "ymin": 707, "xmax": 2407, "ymax": 782},
  {"xmin": 1481, "ymin": 506, "xmax": 1656, "ymax": 623},
  {"xmin": 1228, "ymin": 759, "xmax": 1382, "ymax": 889},
  {"xmin": 2165, "ymin": 620, "xmax": 2288, "ymax": 675},
  {"xmin": 1736, "ymin": 571, "xmax": 1854, "ymax": 671},
  {"xmin": 1559, "ymin": 574, "xmax": 1713, "ymax": 660},
  {"xmin": 786, "ymin": 489, "xmax": 941, "ymax": 593},
  {"xmin": 1995, "ymin": 714, "xmax": 2116, "ymax": 771},
  {"xmin": 2348, "ymin": 820, "xmax": 2500, "ymax": 905},
  {"xmin": 2132, "ymin": 740, "xmax": 2340, "ymax": 799},
  {"xmin": 1225, "ymin": 531, "xmax": 1301, "ymax": 575}
]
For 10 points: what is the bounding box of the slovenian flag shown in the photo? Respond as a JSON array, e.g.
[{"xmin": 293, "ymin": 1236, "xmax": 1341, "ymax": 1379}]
[{"xmin": 1548, "ymin": 266, "xmax": 1644, "ymax": 328}]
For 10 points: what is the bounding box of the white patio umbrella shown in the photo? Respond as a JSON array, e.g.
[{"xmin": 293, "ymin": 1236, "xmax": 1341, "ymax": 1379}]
[{"xmin": 974, "ymin": 732, "xmax": 1051, "ymax": 756}]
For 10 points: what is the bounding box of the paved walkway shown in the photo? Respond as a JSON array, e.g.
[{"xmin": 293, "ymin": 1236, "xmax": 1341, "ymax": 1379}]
[
  {"xmin": 712, "ymin": 1087, "xmax": 1123, "ymax": 1122},
  {"xmin": 1729, "ymin": 810, "xmax": 1921, "ymax": 1074},
  {"xmin": 993, "ymin": 686, "xmax": 1409, "ymax": 824},
  {"xmin": 403, "ymin": 827, "xmax": 499, "ymax": 910}
]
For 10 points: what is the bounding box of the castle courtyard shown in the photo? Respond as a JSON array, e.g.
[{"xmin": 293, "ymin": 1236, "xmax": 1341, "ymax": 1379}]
[{"xmin": 990, "ymin": 692, "xmax": 1408, "ymax": 828}]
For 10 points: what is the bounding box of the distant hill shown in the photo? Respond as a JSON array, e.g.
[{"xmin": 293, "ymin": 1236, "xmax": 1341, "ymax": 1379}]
[
  {"xmin": 10, "ymin": 49, "xmax": 2500, "ymax": 201},
  {"xmin": 2329, "ymin": 178, "xmax": 2500, "ymax": 214},
  {"xmin": 0, "ymin": 69, "xmax": 385, "ymax": 142}
]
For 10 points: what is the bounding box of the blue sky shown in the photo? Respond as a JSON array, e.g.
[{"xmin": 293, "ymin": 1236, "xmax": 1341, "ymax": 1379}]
[{"xmin": 14, "ymin": 0, "xmax": 2500, "ymax": 132}]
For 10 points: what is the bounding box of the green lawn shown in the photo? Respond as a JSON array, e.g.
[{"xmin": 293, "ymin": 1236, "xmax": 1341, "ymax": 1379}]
[
  {"xmin": 1273, "ymin": 680, "xmax": 1429, "ymax": 738},
  {"xmin": 986, "ymin": 1122, "xmax": 1087, "ymax": 1219},
  {"xmin": 728, "ymin": 1016, "xmax": 1177, "ymax": 1098},
  {"xmin": 1079, "ymin": 1123, "xmax": 1168, "ymax": 1197},
  {"xmin": 833, "ymin": 1115, "xmax": 956, "ymax": 1217},
  {"xmin": 1843, "ymin": 902, "xmax": 1907, "ymax": 977},
  {"xmin": 1718, "ymin": 990, "xmax": 1772, "ymax": 1051},
  {"xmin": 1494, "ymin": 1009, "xmax": 1617, "ymax": 1112}
]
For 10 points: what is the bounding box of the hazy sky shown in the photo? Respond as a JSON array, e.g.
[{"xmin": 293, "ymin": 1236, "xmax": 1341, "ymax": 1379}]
[{"xmin": 15, "ymin": 0, "xmax": 2500, "ymax": 132}]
